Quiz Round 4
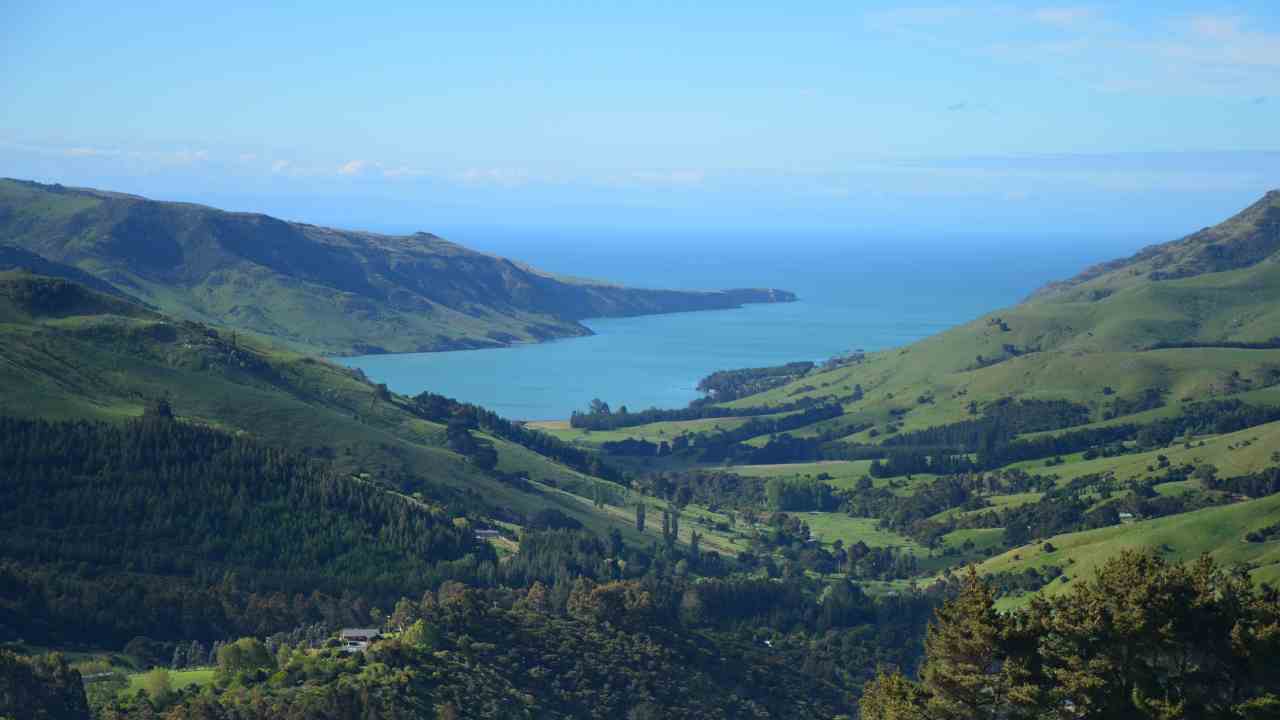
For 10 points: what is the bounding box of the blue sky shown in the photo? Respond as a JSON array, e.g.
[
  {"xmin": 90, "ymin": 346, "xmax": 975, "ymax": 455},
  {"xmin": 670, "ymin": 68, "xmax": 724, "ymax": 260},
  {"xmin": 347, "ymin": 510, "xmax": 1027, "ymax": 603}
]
[{"xmin": 3, "ymin": 1, "xmax": 1279, "ymax": 238}]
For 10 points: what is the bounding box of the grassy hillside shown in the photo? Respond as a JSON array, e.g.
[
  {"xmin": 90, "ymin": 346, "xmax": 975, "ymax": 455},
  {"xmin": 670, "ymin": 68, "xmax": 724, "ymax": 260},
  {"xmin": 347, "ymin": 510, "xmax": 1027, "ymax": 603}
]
[
  {"xmin": 541, "ymin": 191, "xmax": 1280, "ymax": 601},
  {"xmin": 975, "ymin": 493, "xmax": 1280, "ymax": 605},
  {"xmin": 0, "ymin": 178, "xmax": 794, "ymax": 355},
  {"xmin": 686, "ymin": 190, "xmax": 1280, "ymax": 445},
  {"xmin": 1032, "ymin": 189, "xmax": 1280, "ymax": 299},
  {"xmin": 0, "ymin": 271, "xmax": 650, "ymax": 544}
]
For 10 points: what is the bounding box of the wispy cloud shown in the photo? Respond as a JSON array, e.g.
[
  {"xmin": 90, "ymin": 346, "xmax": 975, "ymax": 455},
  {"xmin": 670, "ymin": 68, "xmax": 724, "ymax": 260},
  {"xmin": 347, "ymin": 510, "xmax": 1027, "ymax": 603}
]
[
  {"xmin": 171, "ymin": 149, "xmax": 209, "ymax": 165},
  {"xmin": 456, "ymin": 167, "xmax": 537, "ymax": 187},
  {"xmin": 63, "ymin": 146, "xmax": 121, "ymax": 158},
  {"xmin": 4, "ymin": 136, "xmax": 1276, "ymax": 203},
  {"xmin": 622, "ymin": 169, "xmax": 707, "ymax": 187},
  {"xmin": 1031, "ymin": 7, "xmax": 1096, "ymax": 28},
  {"xmin": 864, "ymin": 6, "xmax": 981, "ymax": 30},
  {"xmin": 379, "ymin": 165, "xmax": 425, "ymax": 178},
  {"xmin": 1165, "ymin": 14, "xmax": 1280, "ymax": 68},
  {"xmin": 875, "ymin": 6, "xmax": 1280, "ymax": 97},
  {"xmin": 338, "ymin": 159, "xmax": 369, "ymax": 176}
]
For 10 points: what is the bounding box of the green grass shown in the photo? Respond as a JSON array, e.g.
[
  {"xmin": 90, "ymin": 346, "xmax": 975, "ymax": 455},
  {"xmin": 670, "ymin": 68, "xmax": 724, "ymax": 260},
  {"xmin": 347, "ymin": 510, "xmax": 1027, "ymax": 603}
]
[
  {"xmin": 801, "ymin": 513, "xmax": 921, "ymax": 552},
  {"xmin": 975, "ymin": 493, "xmax": 1280, "ymax": 607},
  {"xmin": 941, "ymin": 528, "xmax": 1005, "ymax": 552},
  {"xmin": 123, "ymin": 668, "xmax": 216, "ymax": 695},
  {"xmin": 1009, "ymin": 419, "xmax": 1280, "ymax": 487},
  {"xmin": 691, "ymin": 214, "xmax": 1280, "ymax": 452},
  {"xmin": 528, "ymin": 413, "xmax": 799, "ymax": 447},
  {"xmin": 731, "ymin": 460, "xmax": 873, "ymax": 487},
  {"xmin": 0, "ymin": 273, "xmax": 657, "ymax": 545}
]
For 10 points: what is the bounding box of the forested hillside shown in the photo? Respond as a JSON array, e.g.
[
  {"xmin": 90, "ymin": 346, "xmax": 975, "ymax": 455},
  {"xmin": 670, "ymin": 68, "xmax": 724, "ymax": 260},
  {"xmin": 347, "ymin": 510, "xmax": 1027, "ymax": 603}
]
[{"xmin": 0, "ymin": 414, "xmax": 487, "ymax": 647}]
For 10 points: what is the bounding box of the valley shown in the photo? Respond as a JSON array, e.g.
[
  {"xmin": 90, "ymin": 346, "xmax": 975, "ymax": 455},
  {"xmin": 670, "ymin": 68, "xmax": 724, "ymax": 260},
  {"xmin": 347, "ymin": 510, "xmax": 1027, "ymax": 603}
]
[{"xmin": 3, "ymin": 185, "xmax": 1280, "ymax": 719}]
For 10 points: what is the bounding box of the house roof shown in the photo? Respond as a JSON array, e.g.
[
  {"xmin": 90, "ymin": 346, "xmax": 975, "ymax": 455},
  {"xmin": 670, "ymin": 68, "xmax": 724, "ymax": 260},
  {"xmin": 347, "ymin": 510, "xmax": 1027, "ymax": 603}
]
[{"xmin": 341, "ymin": 628, "xmax": 381, "ymax": 638}]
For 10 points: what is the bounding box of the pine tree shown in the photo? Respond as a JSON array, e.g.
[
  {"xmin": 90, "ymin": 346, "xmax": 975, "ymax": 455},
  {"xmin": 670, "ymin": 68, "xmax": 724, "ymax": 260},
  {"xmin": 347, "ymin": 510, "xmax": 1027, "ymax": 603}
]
[
  {"xmin": 920, "ymin": 567, "xmax": 1022, "ymax": 720},
  {"xmin": 860, "ymin": 668, "xmax": 927, "ymax": 720},
  {"xmin": 170, "ymin": 644, "xmax": 186, "ymax": 669}
]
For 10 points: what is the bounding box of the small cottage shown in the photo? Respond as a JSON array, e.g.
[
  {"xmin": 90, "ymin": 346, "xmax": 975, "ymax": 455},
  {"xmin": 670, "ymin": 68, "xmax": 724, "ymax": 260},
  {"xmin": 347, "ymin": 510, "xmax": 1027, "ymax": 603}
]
[{"xmin": 340, "ymin": 628, "xmax": 381, "ymax": 653}]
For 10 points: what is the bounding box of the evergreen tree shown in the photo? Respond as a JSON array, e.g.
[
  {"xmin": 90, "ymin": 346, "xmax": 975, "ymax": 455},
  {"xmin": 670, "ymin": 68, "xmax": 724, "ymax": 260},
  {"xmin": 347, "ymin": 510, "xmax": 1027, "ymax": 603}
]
[
  {"xmin": 170, "ymin": 644, "xmax": 186, "ymax": 670},
  {"xmin": 860, "ymin": 669, "xmax": 927, "ymax": 720}
]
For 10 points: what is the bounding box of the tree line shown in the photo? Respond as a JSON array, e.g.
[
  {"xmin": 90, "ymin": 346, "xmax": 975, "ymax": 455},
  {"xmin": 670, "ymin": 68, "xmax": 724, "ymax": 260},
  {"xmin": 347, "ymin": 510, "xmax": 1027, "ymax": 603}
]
[
  {"xmin": 568, "ymin": 396, "xmax": 826, "ymax": 431},
  {"xmin": 0, "ymin": 414, "xmax": 490, "ymax": 647},
  {"xmin": 862, "ymin": 552, "xmax": 1280, "ymax": 719},
  {"xmin": 411, "ymin": 391, "xmax": 624, "ymax": 482}
]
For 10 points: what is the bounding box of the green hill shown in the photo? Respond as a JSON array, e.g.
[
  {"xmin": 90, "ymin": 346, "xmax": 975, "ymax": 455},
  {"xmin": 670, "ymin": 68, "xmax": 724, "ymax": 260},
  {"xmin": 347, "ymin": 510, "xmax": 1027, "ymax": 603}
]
[
  {"xmin": 544, "ymin": 190, "xmax": 1280, "ymax": 600},
  {"xmin": 1032, "ymin": 189, "xmax": 1280, "ymax": 299},
  {"xmin": 0, "ymin": 270, "xmax": 648, "ymax": 543},
  {"xmin": 0, "ymin": 178, "xmax": 794, "ymax": 355},
  {"xmin": 975, "ymin": 492, "xmax": 1280, "ymax": 605},
  {"xmin": 0, "ymin": 414, "xmax": 484, "ymax": 647},
  {"xmin": 680, "ymin": 189, "xmax": 1280, "ymax": 444}
]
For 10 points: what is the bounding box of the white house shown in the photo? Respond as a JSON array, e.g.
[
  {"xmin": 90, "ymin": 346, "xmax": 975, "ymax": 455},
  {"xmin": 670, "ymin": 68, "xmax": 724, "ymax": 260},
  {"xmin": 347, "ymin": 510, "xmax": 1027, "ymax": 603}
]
[{"xmin": 340, "ymin": 628, "xmax": 381, "ymax": 653}]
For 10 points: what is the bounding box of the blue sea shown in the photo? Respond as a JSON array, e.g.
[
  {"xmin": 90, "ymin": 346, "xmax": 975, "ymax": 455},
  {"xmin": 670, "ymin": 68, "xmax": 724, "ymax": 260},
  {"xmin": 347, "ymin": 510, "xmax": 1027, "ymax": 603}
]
[{"xmin": 338, "ymin": 230, "xmax": 1150, "ymax": 420}]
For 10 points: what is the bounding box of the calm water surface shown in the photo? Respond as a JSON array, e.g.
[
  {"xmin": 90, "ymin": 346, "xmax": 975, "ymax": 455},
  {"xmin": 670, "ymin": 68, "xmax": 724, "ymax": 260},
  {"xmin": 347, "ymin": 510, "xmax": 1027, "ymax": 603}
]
[{"xmin": 338, "ymin": 234, "xmax": 1146, "ymax": 420}]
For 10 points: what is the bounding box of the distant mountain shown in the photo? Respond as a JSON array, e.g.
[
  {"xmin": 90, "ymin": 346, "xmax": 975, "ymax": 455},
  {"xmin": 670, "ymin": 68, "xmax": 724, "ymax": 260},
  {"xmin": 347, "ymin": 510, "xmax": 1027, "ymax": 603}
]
[{"xmin": 0, "ymin": 178, "xmax": 795, "ymax": 354}]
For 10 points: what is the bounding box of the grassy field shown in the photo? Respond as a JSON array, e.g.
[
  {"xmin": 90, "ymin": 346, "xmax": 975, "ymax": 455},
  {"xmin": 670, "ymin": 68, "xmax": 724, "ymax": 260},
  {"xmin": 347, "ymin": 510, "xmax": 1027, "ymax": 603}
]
[
  {"xmin": 1006, "ymin": 418, "xmax": 1280, "ymax": 486},
  {"xmin": 527, "ymin": 414, "xmax": 792, "ymax": 447},
  {"xmin": 801, "ymin": 513, "xmax": 921, "ymax": 552},
  {"xmin": 731, "ymin": 460, "xmax": 872, "ymax": 487},
  {"xmin": 974, "ymin": 493, "xmax": 1280, "ymax": 607},
  {"xmin": 123, "ymin": 668, "xmax": 216, "ymax": 695}
]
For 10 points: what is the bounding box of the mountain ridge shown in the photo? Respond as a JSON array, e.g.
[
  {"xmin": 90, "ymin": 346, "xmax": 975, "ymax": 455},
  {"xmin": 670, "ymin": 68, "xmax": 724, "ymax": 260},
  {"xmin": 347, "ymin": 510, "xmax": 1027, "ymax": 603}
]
[
  {"xmin": 0, "ymin": 178, "xmax": 795, "ymax": 354},
  {"xmin": 1029, "ymin": 188, "xmax": 1280, "ymax": 302}
]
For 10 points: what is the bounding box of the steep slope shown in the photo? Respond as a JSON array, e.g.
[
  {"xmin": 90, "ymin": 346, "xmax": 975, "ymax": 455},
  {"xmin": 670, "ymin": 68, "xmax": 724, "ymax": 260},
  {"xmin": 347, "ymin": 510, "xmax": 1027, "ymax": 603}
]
[
  {"xmin": 0, "ymin": 414, "xmax": 484, "ymax": 646},
  {"xmin": 1031, "ymin": 189, "xmax": 1280, "ymax": 300},
  {"xmin": 0, "ymin": 271, "xmax": 645, "ymax": 542},
  {"xmin": 538, "ymin": 192, "xmax": 1280, "ymax": 600},
  {"xmin": 975, "ymin": 492, "xmax": 1280, "ymax": 604},
  {"xmin": 698, "ymin": 190, "xmax": 1280, "ymax": 445},
  {"xmin": 0, "ymin": 178, "xmax": 794, "ymax": 354},
  {"xmin": 0, "ymin": 243, "xmax": 133, "ymax": 299}
]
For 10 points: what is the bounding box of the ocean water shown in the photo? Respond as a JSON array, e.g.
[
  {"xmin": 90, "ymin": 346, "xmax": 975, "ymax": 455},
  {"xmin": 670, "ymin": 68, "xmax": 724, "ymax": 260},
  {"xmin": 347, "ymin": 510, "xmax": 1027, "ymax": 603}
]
[{"xmin": 339, "ymin": 232, "xmax": 1147, "ymax": 420}]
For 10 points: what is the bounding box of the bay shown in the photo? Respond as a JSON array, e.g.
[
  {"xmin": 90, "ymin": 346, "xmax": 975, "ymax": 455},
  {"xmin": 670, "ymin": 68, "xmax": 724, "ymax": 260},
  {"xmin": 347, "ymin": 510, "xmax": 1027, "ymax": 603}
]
[{"xmin": 338, "ymin": 232, "xmax": 1150, "ymax": 420}]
